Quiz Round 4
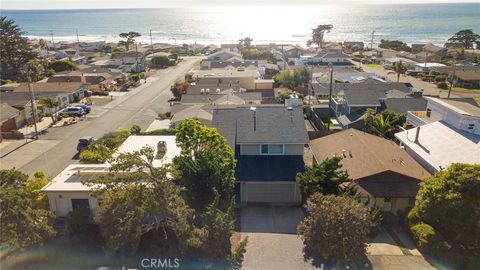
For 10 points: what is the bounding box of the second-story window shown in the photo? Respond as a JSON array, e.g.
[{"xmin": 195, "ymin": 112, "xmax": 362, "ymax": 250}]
[{"xmin": 260, "ymin": 144, "xmax": 284, "ymax": 155}]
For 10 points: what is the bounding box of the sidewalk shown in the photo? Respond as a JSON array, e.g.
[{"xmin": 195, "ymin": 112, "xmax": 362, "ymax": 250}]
[{"xmin": 18, "ymin": 117, "xmax": 53, "ymax": 137}]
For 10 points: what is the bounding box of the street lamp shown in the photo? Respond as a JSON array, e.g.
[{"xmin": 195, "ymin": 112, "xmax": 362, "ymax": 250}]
[{"xmin": 327, "ymin": 62, "xmax": 334, "ymax": 130}]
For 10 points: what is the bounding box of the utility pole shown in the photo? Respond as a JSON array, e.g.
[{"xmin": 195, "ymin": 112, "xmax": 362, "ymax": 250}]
[
  {"xmin": 327, "ymin": 62, "xmax": 334, "ymax": 130},
  {"xmin": 448, "ymin": 70, "xmax": 455, "ymax": 98},
  {"xmin": 309, "ymin": 64, "xmax": 314, "ymax": 106},
  {"xmin": 134, "ymin": 42, "xmax": 139, "ymax": 73},
  {"xmin": 50, "ymin": 30, "xmax": 54, "ymax": 49},
  {"xmin": 150, "ymin": 29, "xmax": 154, "ymax": 56},
  {"xmin": 27, "ymin": 68, "xmax": 39, "ymax": 140},
  {"xmin": 76, "ymin": 28, "xmax": 80, "ymax": 44},
  {"xmin": 370, "ymin": 30, "xmax": 375, "ymax": 50}
]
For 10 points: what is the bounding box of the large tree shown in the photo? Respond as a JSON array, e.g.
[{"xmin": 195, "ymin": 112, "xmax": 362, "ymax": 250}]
[
  {"xmin": 173, "ymin": 119, "xmax": 236, "ymax": 211},
  {"xmin": 84, "ymin": 146, "xmax": 197, "ymax": 254},
  {"xmin": 448, "ymin": 29, "xmax": 480, "ymax": 49},
  {"xmin": 238, "ymin": 36, "xmax": 253, "ymax": 51},
  {"xmin": 118, "ymin": 31, "xmax": 141, "ymax": 51},
  {"xmin": 0, "ymin": 16, "xmax": 37, "ymax": 81},
  {"xmin": 273, "ymin": 68, "xmax": 310, "ymax": 89},
  {"xmin": 0, "ymin": 169, "xmax": 55, "ymax": 249},
  {"xmin": 296, "ymin": 156, "xmax": 350, "ymax": 199},
  {"xmin": 408, "ymin": 163, "xmax": 480, "ymax": 269},
  {"xmin": 307, "ymin": 24, "xmax": 333, "ymax": 48},
  {"xmin": 298, "ymin": 193, "xmax": 372, "ymax": 267},
  {"xmin": 364, "ymin": 109, "xmax": 406, "ymax": 139}
]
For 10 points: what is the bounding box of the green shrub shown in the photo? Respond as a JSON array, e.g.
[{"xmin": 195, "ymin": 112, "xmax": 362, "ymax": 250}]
[
  {"xmin": 130, "ymin": 124, "xmax": 142, "ymax": 135},
  {"xmin": 438, "ymin": 82, "xmax": 448, "ymax": 89},
  {"xmin": 67, "ymin": 208, "xmax": 95, "ymax": 236},
  {"xmin": 94, "ymin": 129, "xmax": 130, "ymax": 149},
  {"xmin": 151, "ymin": 55, "xmax": 171, "ymax": 68},
  {"xmin": 410, "ymin": 223, "xmax": 435, "ymax": 249},
  {"xmin": 48, "ymin": 60, "xmax": 77, "ymax": 72},
  {"xmin": 407, "ymin": 206, "xmax": 422, "ymax": 225},
  {"xmin": 143, "ymin": 128, "xmax": 176, "ymax": 136},
  {"xmin": 79, "ymin": 149, "xmax": 107, "ymax": 164},
  {"xmin": 435, "ymin": 75, "xmax": 446, "ymax": 82}
]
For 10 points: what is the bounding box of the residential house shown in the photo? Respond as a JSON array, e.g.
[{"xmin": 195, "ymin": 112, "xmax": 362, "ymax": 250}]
[
  {"xmin": 1, "ymin": 102, "xmax": 20, "ymax": 132},
  {"xmin": 47, "ymin": 71, "xmax": 116, "ymax": 91},
  {"xmin": 200, "ymin": 60, "xmax": 261, "ymax": 70},
  {"xmin": 283, "ymin": 45, "xmax": 303, "ymax": 58},
  {"xmin": 414, "ymin": 62, "xmax": 446, "ymax": 73},
  {"xmin": 383, "ymin": 57, "xmax": 418, "ymax": 70},
  {"xmin": 309, "ymin": 129, "xmax": 429, "ymax": 214},
  {"xmin": 313, "ymin": 71, "xmax": 377, "ymax": 84},
  {"xmin": 192, "ymin": 69, "xmax": 261, "ymax": 89},
  {"xmin": 411, "ymin": 44, "xmax": 427, "ymax": 53},
  {"xmin": 432, "ymin": 66, "xmax": 480, "ymax": 88},
  {"xmin": 14, "ymin": 82, "xmax": 88, "ymax": 104},
  {"xmin": 296, "ymin": 51, "xmax": 353, "ymax": 66},
  {"xmin": 213, "ymin": 105, "xmax": 309, "ymax": 204},
  {"xmin": 343, "ymin": 41, "xmax": 365, "ymax": 53},
  {"xmin": 206, "ymin": 50, "xmax": 242, "ymax": 61},
  {"xmin": 169, "ymin": 90, "xmax": 262, "ymax": 128},
  {"xmin": 0, "ymin": 92, "xmax": 35, "ymax": 129},
  {"xmin": 396, "ymin": 97, "xmax": 480, "ymax": 173},
  {"xmin": 111, "ymin": 52, "xmax": 146, "ymax": 72},
  {"xmin": 42, "ymin": 135, "xmax": 180, "ymax": 217},
  {"xmin": 220, "ymin": 44, "xmax": 240, "ymax": 53}
]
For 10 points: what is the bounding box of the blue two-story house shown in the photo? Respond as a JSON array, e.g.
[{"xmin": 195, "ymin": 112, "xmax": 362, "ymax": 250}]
[{"xmin": 213, "ymin": 105, "xmax": 309, "ymax": 204}]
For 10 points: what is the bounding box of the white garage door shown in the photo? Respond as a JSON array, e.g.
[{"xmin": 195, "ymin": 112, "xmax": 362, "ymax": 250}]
[{"xmin": 242, "ymin": 182, "xmax": 301, "ymax": 204}]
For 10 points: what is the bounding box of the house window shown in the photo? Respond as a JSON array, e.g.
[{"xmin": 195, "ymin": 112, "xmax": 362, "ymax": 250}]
[
  {"xmin": 384, "ymin": 197, "xmax": 392, "ymax": 203},
  {"xmin": 71, "ymin": 199, "xmax": 90, "ymax": 210},
  {"xmin": 260, "ymin": 144, "xmax": 284, "ymax": 155}
]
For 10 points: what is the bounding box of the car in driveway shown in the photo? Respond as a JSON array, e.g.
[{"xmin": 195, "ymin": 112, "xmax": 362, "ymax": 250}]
[
  {"xmin": 60, "ymin": 107, "xmax": 86, "ymax": 117},
  {"xmin": 77, "ymin": 136, "xmax": 94, "ymax": 152},
  {"xmin": 72, "ymin": 104, "xmax": 91, "ymax": 113}
]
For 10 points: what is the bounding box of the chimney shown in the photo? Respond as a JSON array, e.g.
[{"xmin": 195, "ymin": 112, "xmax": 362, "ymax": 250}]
[
  {"xmin": 414, "ymin": 126, "xmax": 421, "ymax": 143},
  {"xmin": 250, "ymin": 107, "xmax": 257, "ymax": 131}
]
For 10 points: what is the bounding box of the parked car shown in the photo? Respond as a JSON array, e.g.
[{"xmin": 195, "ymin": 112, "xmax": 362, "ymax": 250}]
[
  {"xmin": 60, "ymin": 107, "xmax": 86, "ymax": 117},
  {"xmin": 73, "ymin": 104, "xmax": 91, "ymax": 113},
  {"xmin": 77, "ymin": 136, "xmax": 94, "ymax": 152}
]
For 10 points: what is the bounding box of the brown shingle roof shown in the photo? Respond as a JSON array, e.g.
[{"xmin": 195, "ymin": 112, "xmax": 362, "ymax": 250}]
[
  {"xmin": 14, "ymin": 82, "xmax": 85, "ymax": 93},
  {"xmin": 0, "ymin": 102, "xmax": 20, "ymax": 123},
  {"xmin": 309, "ymin": 129, "xmax": 429, "ymax": 181}
]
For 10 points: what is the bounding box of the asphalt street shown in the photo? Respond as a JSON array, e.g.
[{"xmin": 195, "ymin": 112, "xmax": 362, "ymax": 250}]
[{"xmin": 13, "ymin": 56, "xmax": 201, "ymax": 177}]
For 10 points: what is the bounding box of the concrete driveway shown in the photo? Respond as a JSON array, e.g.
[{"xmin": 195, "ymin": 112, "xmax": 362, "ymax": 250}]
[
  {"xmin": 367, "ymin": 225, "xmax": 435, "ymax": 270},
  {"xmin": 240, "ymin": 206, "xmax": 320, "ymax": 270}
]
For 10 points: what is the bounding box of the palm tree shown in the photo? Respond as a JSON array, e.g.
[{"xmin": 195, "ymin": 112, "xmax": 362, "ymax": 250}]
[
  {"xmin": 40, "ymin": 97, "xmax": 60, "ymax": 123},
  {"xmin": 364, "ymin": 109, "xmax": 405, "ymax": 139},
  {"xmin": 393, "ymin": 60, "xmax": 408, "ymax": 82}
]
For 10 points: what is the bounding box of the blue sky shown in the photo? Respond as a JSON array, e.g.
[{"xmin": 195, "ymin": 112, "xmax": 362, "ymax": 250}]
[{"xmin": 1, "ymin": 0, "xmax": 479, "ymax": 9}]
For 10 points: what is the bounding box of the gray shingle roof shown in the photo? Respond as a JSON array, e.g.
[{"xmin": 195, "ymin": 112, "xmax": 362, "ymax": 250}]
[
  {"xmin": 383, "ymin": 98, "xmax": 428, "ymax": 114},
  {"xmin": 213, "ymin": 105, "xmax": 309, "ymax": 146}
]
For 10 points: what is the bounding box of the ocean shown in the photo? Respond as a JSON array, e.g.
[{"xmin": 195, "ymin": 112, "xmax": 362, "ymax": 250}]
[{"xmin": 1, "ymin": 3, "xmax": 479, "ymax": 46}]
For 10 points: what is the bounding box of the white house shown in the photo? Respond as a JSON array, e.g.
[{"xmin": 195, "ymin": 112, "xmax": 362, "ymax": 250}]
[
  {"xmin": 42, "ymin": 136, "xmax": 180, "ymax": 217},
  {"xmin": 395, "ymin": 97, "xmax": 480, "ymax": 173}
]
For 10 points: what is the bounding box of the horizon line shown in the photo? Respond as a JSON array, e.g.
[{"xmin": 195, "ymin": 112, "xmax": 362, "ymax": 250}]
[{"xmin": 1, "ymin": 2, "xmax": 479, "ymax": 11}]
